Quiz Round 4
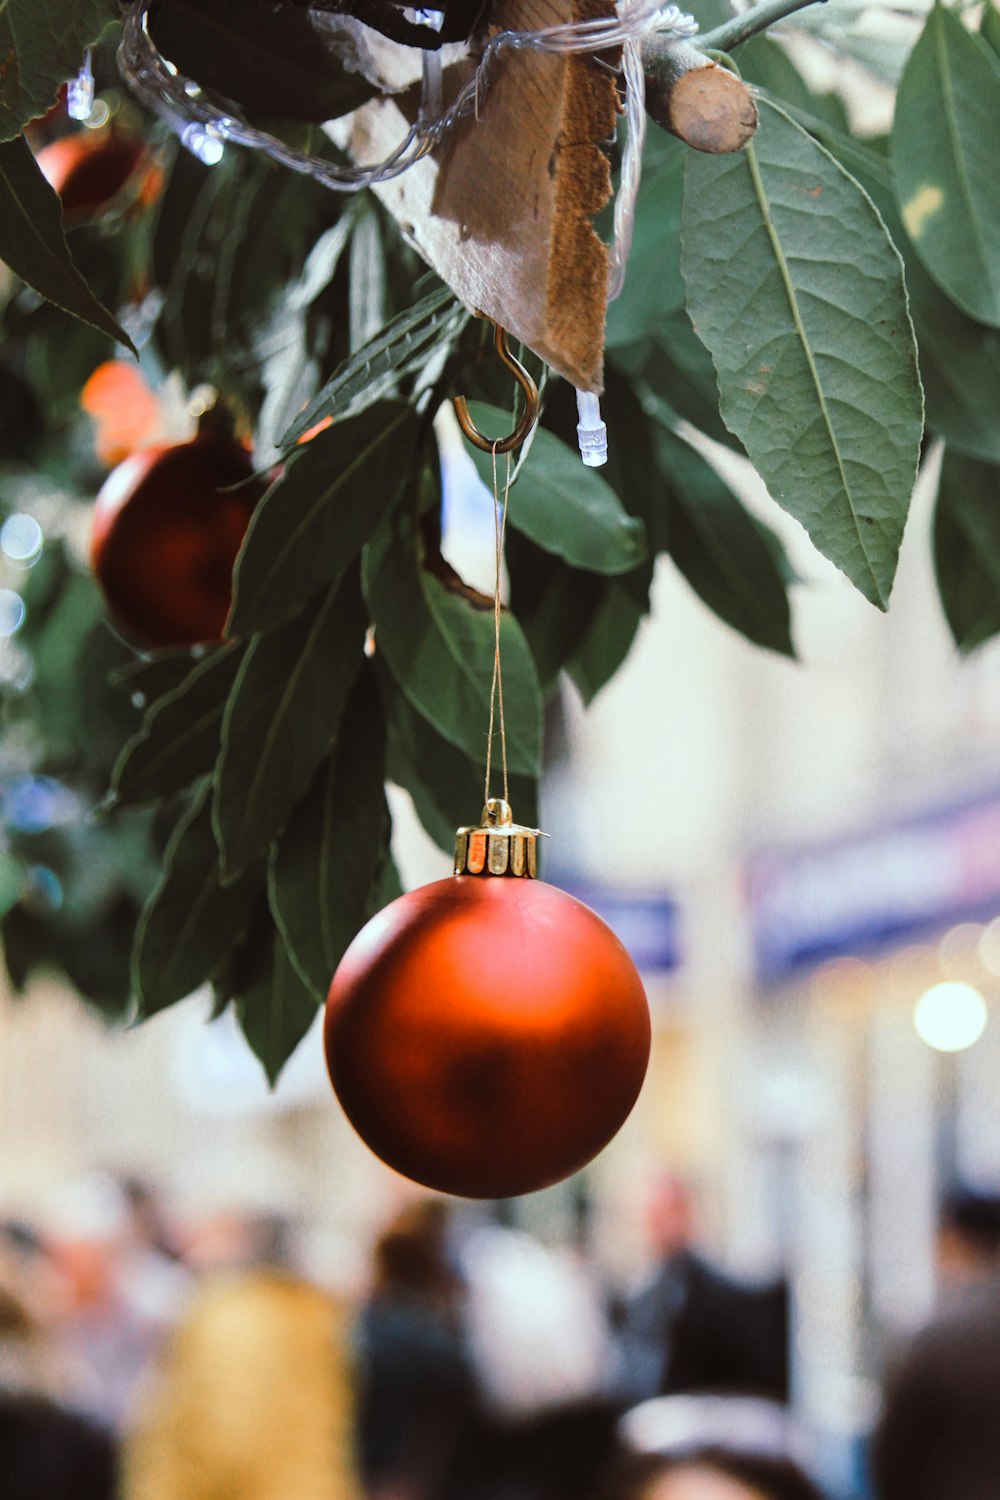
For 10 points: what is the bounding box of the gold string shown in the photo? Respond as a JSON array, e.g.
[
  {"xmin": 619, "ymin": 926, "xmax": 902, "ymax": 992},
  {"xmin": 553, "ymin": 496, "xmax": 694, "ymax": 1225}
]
[{"xmin": 485, "ymin": 442, "xmax": 512, "ymax": 807}]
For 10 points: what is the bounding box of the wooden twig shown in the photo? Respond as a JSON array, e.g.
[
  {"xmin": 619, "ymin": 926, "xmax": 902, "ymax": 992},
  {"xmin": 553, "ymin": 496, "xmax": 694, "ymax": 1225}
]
[
  {"xmin": 641, "ymin": 38, "xmax": 758, "ymax": 153},
  {"xmin": 640, "ymin": 0, "xmax": 825, "ymax": 153}
]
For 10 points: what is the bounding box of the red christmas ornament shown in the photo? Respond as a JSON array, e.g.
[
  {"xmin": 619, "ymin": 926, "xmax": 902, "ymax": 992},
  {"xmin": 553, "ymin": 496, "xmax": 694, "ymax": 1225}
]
[
  {"xmin": 325, "ymin": 800, "xmax": 651, "ymax": 1198},
  {"xmin": 36, "ymin": 129, "xmax": 147, "ymax": 221},
  {"xmin": 90, "ymin": 428, "xmax": 263, "ymax": 649}
]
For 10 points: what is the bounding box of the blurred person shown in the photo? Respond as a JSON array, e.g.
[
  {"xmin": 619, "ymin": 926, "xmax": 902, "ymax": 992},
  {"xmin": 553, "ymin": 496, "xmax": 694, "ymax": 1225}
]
[
  {"xmin": 122, "ymin": 1234, "xmax": 359, "ymax": 1500},
  {"xmin": 358, "ymin": 1199, "xmax": 475, "ymax": 1500},
  {"xmin": 118, "ymin": 1175, "xmax": 186, "ymax": 1263},
  {"xmin": 870, "ymin": 1187, "xmax": 1000, "ymax": 1500},
  {"xmin": 43, "ymin": 1172, "xmax": 187, "ymax": 1429},
  {"xmin": 607, "ymin": 1395, "xmax": 824, "ymax": 1500},
  {"xmin": 614, "ymin": 1180, "xmax": 788, "ymax": 1404},
  {"xmin": 0, "ymin": 1231, "xmax": 118, "ymax": 1499},
  {"xmin": 443, "ymin": 1217, "xmax": 619, "ymax": 1500}
]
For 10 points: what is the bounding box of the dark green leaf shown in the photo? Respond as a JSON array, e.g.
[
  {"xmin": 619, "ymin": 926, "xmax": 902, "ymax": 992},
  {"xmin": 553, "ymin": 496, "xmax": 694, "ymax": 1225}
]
[
  {"xmin": 365, "ymin": 506, "xmax": 543, "ymax": 777},
  {"xmin": 682, "ymin": 100, "xmax": 923, "ymax": 608},
  {"xmin": 605, "ymin": 134, "xmax": 687, "ymax": 351},
  {"xmin": 566, "ymin": 584, "xmax": 646, "ymax": 706},
  {"xmin": 229, "ymin": 401, "xmax": 417, "ymax": 636},
  {"xmin": 934, "ymin": 449, "xmax": 1000, "ymax": 652},
  {"xmin": 282, "ymin": 288, "xmax": 461, "ymax": 444},
  {"xmin": 0, "ymin": 136, "xmax": 135, "ymax": 351},
  {"xmin": 467, "ymin": 406, "xmax": 646, "ymax": 575},
  {"xmin": 230, "ymin": 904, "xmax": 320, "ymax": 1085},
  {"xmin": 110, "ymin": 644, "xmax": 245, "ymax": 809},
  {"xmin": 506, "ymin": 532, "xmax": 605, "ymax": 694},
  {"xmin": 893, "ymin": 5, "xmax": 1000, "ymax": 327},
  {"xmin": 111, "ymin": 650, "xmax": 204, "ymax": 703},
  {"xmin": 983, "ymin": 1, "xmax": 1000, "ymax": 59},
  {"xmin": 132, "ymin": 784, "xmax": 264, "ymax": 1017},
  {"xmin": 213, "ymin": 572, "xmax": 366, "ymax": 881},
  {"xmin": 269, "ymin": 667, "xmax": 391, "ymax": 1000},
  {"xmin": 151, "ymin": 0, "xmax": 379, "ymax": 123},
  {"xmin": 601, "ymin": 369, "xmax": 671, "ymax": 553},
  {"xmin": 373, "ymin": 854, "xmax": 404, "ymax": 911},
  {"xmin": 385, "ymin": 684, "xmax": 539, "ymax": 853},
  {"xmin": 0, "ymin": 0, "xmax": 115, "ymax": 140},
  {"xmin": 655, "ymin": 424, "xmax": 795, "ymax": 656},
  {"xmin": 786, "ymin": 105, "xmax": 1000, "ymax": 468}
]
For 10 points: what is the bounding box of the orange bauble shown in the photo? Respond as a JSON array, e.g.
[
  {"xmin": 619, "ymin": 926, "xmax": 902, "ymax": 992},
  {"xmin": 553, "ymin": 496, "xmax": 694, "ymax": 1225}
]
[
  {"xmin": 325, "ymin": 807, "xmax": 650, "ymax": 1198},
  {"xmin": 90, "ymin": 433, "xmax": 263, "ymax": 648},
  {"xmin": 36, "ymin": 130, "xmax": 147, "ymax": 220}
]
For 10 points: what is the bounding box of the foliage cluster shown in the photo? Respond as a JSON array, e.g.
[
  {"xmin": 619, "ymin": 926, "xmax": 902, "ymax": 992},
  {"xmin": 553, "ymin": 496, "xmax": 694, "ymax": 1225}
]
[{"xmin": 0, "ymin": 0, "xmax": 997, "ymax": 1075}]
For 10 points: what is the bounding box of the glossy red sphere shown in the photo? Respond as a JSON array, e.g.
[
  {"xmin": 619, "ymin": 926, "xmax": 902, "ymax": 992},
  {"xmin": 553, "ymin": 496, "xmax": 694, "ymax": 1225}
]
[
  {"xmin": 324, "ymin": 875, "xmax": 651, "ymax": 1199},
  {"xmin": 90, "ymin": 435, "xmax": 262, "ymax": 648},
  {"xmin": 37, "ymin": 131, "xmax": 146, "ymax": 220}
]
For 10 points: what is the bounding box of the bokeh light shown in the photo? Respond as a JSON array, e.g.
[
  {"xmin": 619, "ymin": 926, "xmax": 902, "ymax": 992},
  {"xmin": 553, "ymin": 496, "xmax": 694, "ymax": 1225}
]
[
  {"xmin": 913, "ymin": 980, "xmax": 988, "ymax": 1053},
  {"xmin": 1, "ymin": 513, "xmax": 44, "ymax": 565},
  {"xmin": 0, "ymin": 589, "xmax": 27, "ymax": 636}
]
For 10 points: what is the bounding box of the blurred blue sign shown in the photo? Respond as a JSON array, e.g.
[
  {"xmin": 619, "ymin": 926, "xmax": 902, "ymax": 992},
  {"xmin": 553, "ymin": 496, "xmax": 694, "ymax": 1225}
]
[
  {"xmin": 748, "ymin": 792, "xmax": 1000, "ymax": 981},
  {"xmin": 554, "ymin": 881, "xmax": 681, "ymax": 973}
]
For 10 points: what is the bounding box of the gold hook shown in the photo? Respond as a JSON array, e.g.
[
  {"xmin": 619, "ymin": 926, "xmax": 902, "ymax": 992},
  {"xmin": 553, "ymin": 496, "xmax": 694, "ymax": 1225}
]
[{"xmin": 454, "ymin": 322, "xmax": 540, "ymax": 454}]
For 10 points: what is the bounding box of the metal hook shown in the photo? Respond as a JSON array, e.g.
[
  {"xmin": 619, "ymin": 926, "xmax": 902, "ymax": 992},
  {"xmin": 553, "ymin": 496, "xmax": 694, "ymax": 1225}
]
[{"xmin": 454, "ymin": 321, "xmax": 540, "ymax": 454}]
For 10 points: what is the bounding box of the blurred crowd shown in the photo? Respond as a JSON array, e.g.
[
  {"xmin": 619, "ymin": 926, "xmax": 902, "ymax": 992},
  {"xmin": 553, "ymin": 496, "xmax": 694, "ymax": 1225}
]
[{"xmin": 1, "ymin": 1171, "xmax": 998, "ymax": 1500}]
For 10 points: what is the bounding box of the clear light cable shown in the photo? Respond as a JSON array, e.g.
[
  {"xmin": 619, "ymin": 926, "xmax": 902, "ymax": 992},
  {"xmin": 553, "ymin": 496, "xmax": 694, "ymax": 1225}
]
[{"xmin": 118, "ymin": 0, "xmax": 697, "ymax": 197}]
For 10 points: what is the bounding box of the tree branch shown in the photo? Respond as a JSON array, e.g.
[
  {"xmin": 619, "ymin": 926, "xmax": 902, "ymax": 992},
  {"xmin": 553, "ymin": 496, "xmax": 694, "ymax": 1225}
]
[
  {"xmin": 697, "ymin": 0, "xmax": 827, "ymax": 55},
  {"xmin": 641, "ymin": 39, "xmax": 758, "ymax": 153}
]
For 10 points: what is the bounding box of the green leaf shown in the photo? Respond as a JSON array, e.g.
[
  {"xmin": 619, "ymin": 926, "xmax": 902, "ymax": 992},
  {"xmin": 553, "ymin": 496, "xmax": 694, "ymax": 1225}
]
[
  {"xmin": 467, "ymin": 408, "xmax": 647, "ymax": 575},
  {"xmin": 506, "ymin": 532, "xmax": 604, "ymax": 694},
  {"xmin": 934, "ymin": 449, "xmax": 1000, "ymax": 652},
  {"xmin": 566, "ymin": 583, "xmax": 646, "ymax": 706},
  {"xmin": 384, "ymin": 684, "xmax": 539, "ymax": 853},
  {"xmin": 282, "ymin": 287, "xmax": 463, "ymax": 445},
  {"xmin": 0, "ymin": 0, "xmax": 115, "ymax": 140},
  {"xmin": 654, "ymin": 424, "xmax": 795, "ymax": 656},
  {"xmin": 892, "ymin": 4, "xmax": 1000, "ymax": 328},
  {"xmin": 150, "ymin": 0, "xmax": 379, "ymax": 123},
  {"xmin": 681, "ymin": 99, "xmax": 923, "ymax": 608},
  {"xmin": 788, "ymin": 107, "xmax": 1000, "ymax": 468},
  {"xmin": 983, "ymin": 1, "xmax": 1000, "ymax": 59},
  {"xmin": 605, "ymin": 134, "xmax": 687, "ymax": 351},
  {"xmin": 231, "ymin": 905, "xmax": 320, "ymax": 1086},
  {"xmin": 0, "ymin": 136, "xmax": 136, "ymax": 352},
  {"xmin": 599, "ymin": 370, "xmax": 671, "ymax": 552},
  {"xmin": 110, "ymin": 644, "xmax": 245, "ymax": 809},
  {"xmin": 213, "ymin": 572, "xmax": 366, "ymax": 881},
  {"xmin": 365, "ymin": 505, "xmax": 543, "ymax": 777},
  {"xmin": 229, "ymin": 401, "xmax": 417, "ymax": 636},
  {"xmin": 132, "ymin": 784, "xmax": 264, "ymax": 1017},
  {"xmin": 111, "ymin": 650, "xmax": 203, "ymax": 703},
  {"xmin": 269, "ymin": 667, "xmax": 391, "ymax": 1000}
]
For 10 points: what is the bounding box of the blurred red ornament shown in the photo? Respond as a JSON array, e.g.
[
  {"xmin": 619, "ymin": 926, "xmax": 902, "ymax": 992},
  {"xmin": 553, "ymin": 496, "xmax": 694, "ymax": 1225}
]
[
  {"xmin": 325, "ymin": 804, "xmax": 650, "ymax": 1198},
  {"xmin": 91, "ymin": 431, "xmax": 263, "ymax": 648},
  {"xmin": 36, "ymin": 129, "xmax": 147, "ymax": 220}
]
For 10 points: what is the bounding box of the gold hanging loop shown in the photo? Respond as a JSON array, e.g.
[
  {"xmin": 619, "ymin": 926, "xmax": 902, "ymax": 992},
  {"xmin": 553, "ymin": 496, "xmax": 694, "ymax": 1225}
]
[{"xmin": 454, "ymin": 322, "xmax": 540, "ymax": 454}]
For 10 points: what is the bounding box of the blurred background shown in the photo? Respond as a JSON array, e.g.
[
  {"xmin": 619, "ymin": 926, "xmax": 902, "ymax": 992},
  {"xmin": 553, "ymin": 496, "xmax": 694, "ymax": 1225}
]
[{"xmin": 4, "ymin": 421, "xmax": 1000, "ymax": 1500}]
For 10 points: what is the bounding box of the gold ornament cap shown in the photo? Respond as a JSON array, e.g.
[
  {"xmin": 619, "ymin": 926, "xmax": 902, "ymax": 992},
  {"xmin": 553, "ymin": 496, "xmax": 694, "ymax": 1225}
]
[{"xmin": 454, "ymin": 798, "xmax": 544, "ymax": 879}]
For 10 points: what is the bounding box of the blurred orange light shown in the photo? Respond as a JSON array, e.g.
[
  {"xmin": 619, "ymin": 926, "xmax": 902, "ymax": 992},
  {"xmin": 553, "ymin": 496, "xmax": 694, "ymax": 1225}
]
[{"xmin": 81, "ymin": 361, "xmax": 163, "ymax": 467}]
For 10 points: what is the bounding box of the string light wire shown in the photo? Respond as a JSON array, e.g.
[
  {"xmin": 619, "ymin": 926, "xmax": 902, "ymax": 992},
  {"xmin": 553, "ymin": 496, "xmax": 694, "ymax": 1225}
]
[
  {"xmin": 118, "ymin": 0, "xmax": 696, "ymax": 204},
  {"xmin": 117, "ymin": 0, "xmax": 698, "ymax": 460},
  {"xmin": 485, "ymin": 444, "xmax": 512, "ymax": 806}
]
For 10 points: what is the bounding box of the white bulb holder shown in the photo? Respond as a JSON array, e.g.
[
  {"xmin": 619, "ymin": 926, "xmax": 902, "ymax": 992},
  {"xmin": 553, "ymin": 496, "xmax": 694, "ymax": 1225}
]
[
  {"xmin": 67, "ymin": 50, "xmax": 95, "ymax": 122},
  {"xmin": 576, "ymin": 389, "xmax": 608, "ymax": 468}
]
